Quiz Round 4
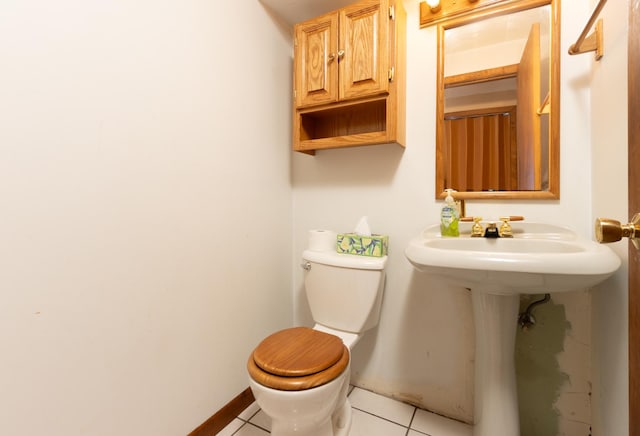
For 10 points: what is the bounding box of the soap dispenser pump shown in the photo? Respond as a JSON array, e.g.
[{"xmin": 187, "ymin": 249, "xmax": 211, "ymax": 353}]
[{"xmin": 440, "ymin": 189, "xmax": 460, "ymax": 237}]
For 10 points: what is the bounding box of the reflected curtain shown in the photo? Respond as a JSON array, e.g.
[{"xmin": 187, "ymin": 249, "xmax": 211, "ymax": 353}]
[{"xmin": 444, "ymin": 108, "xmax": 517, "ymax": 191}]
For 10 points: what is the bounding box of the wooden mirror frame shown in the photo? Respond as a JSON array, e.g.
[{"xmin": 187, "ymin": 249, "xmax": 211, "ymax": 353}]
[{"xmin": 435, "ymin": 0, "xmax": 560, "ymax": 200}]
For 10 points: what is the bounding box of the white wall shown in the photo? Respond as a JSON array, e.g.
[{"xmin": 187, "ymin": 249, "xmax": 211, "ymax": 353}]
[
  {"xmin": 0, "ymin": 0, "xmax": 628, "ymax": 433},
  {"xmin": 0, "ymin": 1, "xmax": 293, "ymax": 435},
  {"xmin": 590, "ymin": 0, "xmax": 630, "ymax": 434},
  {"xmin": 291, "ymin": 0, "xmax": 624, "ymax": 431}
]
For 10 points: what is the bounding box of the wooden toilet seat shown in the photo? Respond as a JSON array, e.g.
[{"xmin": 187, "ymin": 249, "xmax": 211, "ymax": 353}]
[{"xmin": 247, "ymin": 327, "xmax": 349, "ymax": 391}]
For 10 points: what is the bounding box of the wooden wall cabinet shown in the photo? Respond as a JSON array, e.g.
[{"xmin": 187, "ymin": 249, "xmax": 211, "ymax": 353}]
[{"xmin": 292, "ymin": 0, "xmax": 406, "ymax": 154}]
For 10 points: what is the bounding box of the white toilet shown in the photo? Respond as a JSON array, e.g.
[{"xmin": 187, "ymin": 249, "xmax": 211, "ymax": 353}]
[{"xmin": 247, "ymin": 249, "xmax": 387, "ymax": 436}]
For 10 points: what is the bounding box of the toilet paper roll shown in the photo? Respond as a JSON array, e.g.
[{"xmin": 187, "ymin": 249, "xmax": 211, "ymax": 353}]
[{"xmin": 308, "ymin": 229, "xmax": 337, "ymax": 252}]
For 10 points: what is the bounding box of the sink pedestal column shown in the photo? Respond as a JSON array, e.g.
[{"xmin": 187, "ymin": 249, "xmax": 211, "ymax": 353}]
[{"xmin": 471, "ymin": 291, "xmax": 520, "ymax": 436}]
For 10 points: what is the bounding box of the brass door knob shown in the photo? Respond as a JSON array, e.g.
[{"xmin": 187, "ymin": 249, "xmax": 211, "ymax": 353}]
[{"xmin": 595, "ymin": 214, "xmax": 640, "ymax": 244}]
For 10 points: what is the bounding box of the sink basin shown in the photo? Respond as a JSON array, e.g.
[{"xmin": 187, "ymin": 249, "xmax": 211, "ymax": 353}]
[
  {"xmin": 405, "ymin": 221, "xmax": 621, "ymax": 436},
  {"xmin": 405, "ymin": 222, "xmax": 621, "ymax": 294}
]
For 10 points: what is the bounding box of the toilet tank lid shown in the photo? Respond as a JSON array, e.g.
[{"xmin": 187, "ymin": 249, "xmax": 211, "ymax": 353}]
[{"xmin": 302, "ymin": 250, "xmax": 388, "ymax": 270}]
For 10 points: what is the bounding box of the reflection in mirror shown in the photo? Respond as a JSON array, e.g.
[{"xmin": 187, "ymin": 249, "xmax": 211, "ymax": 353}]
[{"xmin": 435, "ymin": 0, "xmax": 560, "ymax": 199}]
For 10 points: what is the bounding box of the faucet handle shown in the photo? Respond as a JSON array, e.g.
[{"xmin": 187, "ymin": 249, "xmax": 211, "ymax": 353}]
[
  {"xmin": 471, "ymin": 216, "xmax": 484, "ymax": 237},
  {"xmin": 461, "ymin": 216, "xmax": 484, "ymax": 237},
  {"xmin": 502, "ymin": 215, "xmax": 524, "ymax": 221},
  {"xmin": 498, "ymin": 217, "xmax": 516, "ymax": 237}
]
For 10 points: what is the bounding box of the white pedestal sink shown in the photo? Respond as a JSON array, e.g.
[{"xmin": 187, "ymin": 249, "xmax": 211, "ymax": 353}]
[{"xmin": 405, "ymin": 222, "xmax": 621, "ymax": 436}]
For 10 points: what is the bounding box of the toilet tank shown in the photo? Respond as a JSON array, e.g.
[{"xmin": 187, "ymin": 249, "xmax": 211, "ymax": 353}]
[{"xmin": 302, "ymin": 250, "xmax": 388, "ymax": 334}]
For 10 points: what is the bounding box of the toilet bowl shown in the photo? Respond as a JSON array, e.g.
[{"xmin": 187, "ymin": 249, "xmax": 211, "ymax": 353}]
[
  {"xmin": 247, "ymin": 327, "xmax": 352, "ymax": 436},
  {"xmin": 247, "ymin": 249, "xmax": 388, "ymax": 436}
]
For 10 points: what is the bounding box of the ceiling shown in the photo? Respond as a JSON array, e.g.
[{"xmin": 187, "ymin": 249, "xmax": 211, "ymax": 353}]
[
  {"xmin": 258, "ymin": 0, "xmax": 357, "ymax": 27},
  {"xmin": 446, "ymin": 5, "xmax": 550, "ymax": 54}
]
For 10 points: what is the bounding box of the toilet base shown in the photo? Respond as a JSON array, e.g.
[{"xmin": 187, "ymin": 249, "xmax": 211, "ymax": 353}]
[
  {"xmin": 331, "ymin": 396, "xmax": 352, "ymax": 436},
  {"xmin": 249, "ymin": 364, "xmax": 351, "ymax": 436},
  {"xmin": 269, "ymin": 398, "xmax": 351, "ymax": 436}
]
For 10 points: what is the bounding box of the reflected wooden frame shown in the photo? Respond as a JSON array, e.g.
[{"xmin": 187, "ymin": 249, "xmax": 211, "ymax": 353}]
[{"xmin": 434, "ymin": 0, "xmax": 560, "ymax": 199}]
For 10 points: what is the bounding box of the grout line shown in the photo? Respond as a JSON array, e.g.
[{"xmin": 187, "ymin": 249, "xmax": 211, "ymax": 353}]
[
  {"xmin": 229, "ymin": 425, "xmax": 239, "ymax": 436},
  {"xmin": 407, "ymin": 407, "xmax": 438, "ymax": 435},
  {"xmin": 238, "ymin": 405, "xmax": 260, "ymax": 423},
  {"xmin": 247, "ymin": 421, "xmax": 270, "ymax": 433},
  {"xmin": 229, "ymin": 420, "xmax": 245, "ymax": 436},
  {"xmin": 249, "ymin": 422, "xmax": 270, "ymax": 433},
  {"xmin": 409, "ymin": 407, "xmax": 418, "ymax": 427},
  {"xmin": 232, "ymin": 393, "xmax": 462, "ymax": 436},
  {"xmin": 409, "ymin": 429, "xmax": 432, "ymax": 436},
  {"xmin": 225, "ymin": 406, "xmax": 262, "ymax": 435},
  {"xmin": 351, "ymin": 405, "xmax": 413, "ymax": 430},
  {"xmin": 230, "ymin": 421, "xmax": 269, "ymax": 435},
  {"xmin": 405, "ymin": 407, "xmax": 418, "ymax": 436},
  {"xmin": 246, "ymin": 412, "xmax": 270, "ymax": 433},
  {"xmin": 242, "ymin": 410, "xmax": 259, "ymax": 422}
]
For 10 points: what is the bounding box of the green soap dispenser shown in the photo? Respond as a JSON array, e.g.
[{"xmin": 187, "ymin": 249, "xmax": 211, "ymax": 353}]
[{"xmin": 440, "ymin": 189, "xmax": 460, "ymax": 237}]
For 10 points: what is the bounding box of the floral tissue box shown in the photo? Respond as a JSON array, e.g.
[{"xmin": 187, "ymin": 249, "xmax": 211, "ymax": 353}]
[{"xmin": 336, "ymin": 233, "xmax": 389, "ymax": 257}]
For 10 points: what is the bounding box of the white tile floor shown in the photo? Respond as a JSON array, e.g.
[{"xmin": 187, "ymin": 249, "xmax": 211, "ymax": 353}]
[{"xmin": 218, "ymin": 387, "xmax": 472, "ymax": 436}]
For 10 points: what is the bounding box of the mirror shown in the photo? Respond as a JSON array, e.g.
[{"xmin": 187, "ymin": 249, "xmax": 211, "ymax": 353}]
[{"xmin": 435, "ymin": 0, "xmax": 560, "ymax": 199}]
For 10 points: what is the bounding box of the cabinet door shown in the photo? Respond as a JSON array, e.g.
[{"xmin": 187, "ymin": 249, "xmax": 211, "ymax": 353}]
[
  {"xmin": 294, "ymin": 12, "xmax": 339, "ymax": 108},
  {"xmin": 339, "ymin": 0, "xmax": 389, "ymax": 100}
]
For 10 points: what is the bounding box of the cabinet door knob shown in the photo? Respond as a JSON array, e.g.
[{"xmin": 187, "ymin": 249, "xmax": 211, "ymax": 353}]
[
  {"xmin": 337, "ymin": 49, "xmax": 345, "ymax": 59},
  {"xmin": 327, "ymin": 53, "xmax": 336, "ymax": 62}
]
